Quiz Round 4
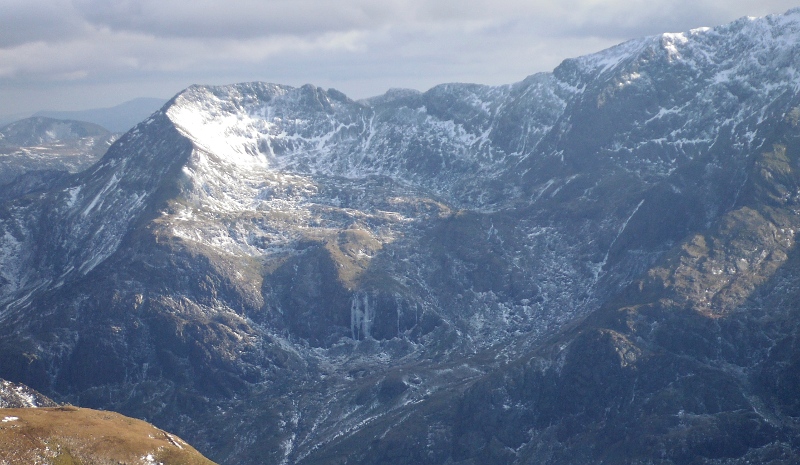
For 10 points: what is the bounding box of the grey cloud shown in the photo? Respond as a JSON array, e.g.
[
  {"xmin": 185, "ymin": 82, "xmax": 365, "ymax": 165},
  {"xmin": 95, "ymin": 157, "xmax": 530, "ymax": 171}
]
[
  {"xmin": 69, "ymin": 0, "xmax": 408, "ymax": 39},
  {"xmin": 465, "ymin": 0, "xmax": 800, "ymax": 41},
  {"xmin": 0, "ymin": 0, "xmax": 87, "ymax": 47},
  {"xmin": 6, "ymin": 0, "xmax": 797, "ymax": 47},
  {"xmin": 3, "ymin": 0, "xmax": 800, "ymax": 118}
]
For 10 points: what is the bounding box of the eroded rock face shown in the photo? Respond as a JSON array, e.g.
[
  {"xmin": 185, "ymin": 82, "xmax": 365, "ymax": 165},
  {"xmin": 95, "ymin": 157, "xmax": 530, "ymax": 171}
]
[{"xmin": 3, "ymin": 9, "xmax": 800, "ymax": 465}]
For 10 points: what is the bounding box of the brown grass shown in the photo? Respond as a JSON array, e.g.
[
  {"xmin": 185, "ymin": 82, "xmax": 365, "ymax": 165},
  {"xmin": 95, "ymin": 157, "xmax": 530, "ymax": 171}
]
[{"xmin": 0, "ymin": 407, "xmax": 216, "ymax": 465}]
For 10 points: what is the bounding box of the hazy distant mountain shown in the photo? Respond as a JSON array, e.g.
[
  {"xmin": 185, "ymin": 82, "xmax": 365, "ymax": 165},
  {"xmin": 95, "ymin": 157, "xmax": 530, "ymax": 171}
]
[
  {"xmin": 3, "ymin": 9, "xmax": 800, "ymax": 465},
  {"xmin": 0, "ymin": 113, "xmax": 34, "ymax": 128},
  {"xmin": 35, "ymin": 97, "xmax": 167, "ymax": 132}
]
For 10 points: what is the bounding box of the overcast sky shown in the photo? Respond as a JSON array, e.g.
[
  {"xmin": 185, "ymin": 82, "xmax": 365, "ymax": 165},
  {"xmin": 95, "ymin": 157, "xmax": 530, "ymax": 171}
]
[{"xmin": 1, "ymin": 0, "xmax": 798, "ymax": 118}]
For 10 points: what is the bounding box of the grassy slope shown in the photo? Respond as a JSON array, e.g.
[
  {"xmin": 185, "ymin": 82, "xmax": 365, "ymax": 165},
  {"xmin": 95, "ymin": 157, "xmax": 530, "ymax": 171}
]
[{"xmin": 0, "ymin": 406, "xmax": 216, "ymax": 465}]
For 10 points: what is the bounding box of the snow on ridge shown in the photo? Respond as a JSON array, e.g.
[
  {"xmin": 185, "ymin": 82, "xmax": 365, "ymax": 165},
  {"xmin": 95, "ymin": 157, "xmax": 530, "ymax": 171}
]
[
  {"xmin": 0, "ymin": 379, "xmax": 54, "ymax": 408},
  {"xmin": 165, "ymin": 81, "xmax": 502, "ymax": 188},
  {"xmin": 167, "ymin": 87, "xmax": 273, "ymax": 170},
  {"xmin": 545, "ymin": 8, "xmax": 800, "ymax": 183},
  {"xmin": 159, "ymin": 7, "xmax": 800, "ymax": 220},
  {"xmin": 661, "ymin": 33, "xmax": 689, "ymax": 60},
  {"xmin": 161, "ymin": 82, "xmax": 513, "ymax": 264},
  {"xmin": 570, "ymin": 8, "xmax": 800, "ymax": 77},
  {"xmin": 571, "ymin": 36, "xmax": 653, "ymax": 75}
]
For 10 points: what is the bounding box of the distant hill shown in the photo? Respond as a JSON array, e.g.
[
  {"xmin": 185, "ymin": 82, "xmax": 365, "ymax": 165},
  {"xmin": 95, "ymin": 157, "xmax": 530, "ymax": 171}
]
[
  {"xmin": 0, "ymin": 116, "xmax": 114, "ymax": 186},
  {"xmin": 0, "ymin": 116, "xmax": 110, "ymax": 146},
  {"xmin": 35, "ymin": 97, "xmax": 167, "ymax": 133}
]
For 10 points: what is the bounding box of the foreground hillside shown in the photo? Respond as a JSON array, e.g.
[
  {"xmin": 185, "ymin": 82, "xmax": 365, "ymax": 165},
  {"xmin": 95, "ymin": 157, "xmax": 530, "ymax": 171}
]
[
  {"xmin": 2, "ymin": 8, "xmax": 800, "ymax": 465},
  {"xmin": 0, "ymin": 406, "xmax": 216, "ymax": 465}
]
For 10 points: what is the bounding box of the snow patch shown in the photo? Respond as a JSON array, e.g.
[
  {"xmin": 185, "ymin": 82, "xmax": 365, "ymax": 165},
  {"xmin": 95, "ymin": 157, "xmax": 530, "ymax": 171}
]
[
  {"xmin": 350, "ymin": 293, "xmax": 373, "ymax": 340},
  {"xmin": 12, "ymin": 386, "xmax": 37, "ymax": 407},
  {"xmin": 662, "ymin": 32, "xmax": 689, "ymax": 60},
  {"xmin": 142, "ymin": 454, "xmax": 163, "ymax": 465},
  {"xmin": 65, "ymin": 186, "xmax": 81, "ymax": 208},
  {"xmin": 82, "ymin": 174, "xmax": 119, "ymax": 217}
]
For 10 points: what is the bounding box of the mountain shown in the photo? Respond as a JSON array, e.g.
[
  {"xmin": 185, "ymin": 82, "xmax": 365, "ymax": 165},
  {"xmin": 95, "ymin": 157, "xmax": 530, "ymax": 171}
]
[
  {"xmin": 0, "ymin": 116, "xmax": 115, "ymax": 188},
  {"xmin": 35, "ymin": 97, "xmax": 168, "ymax": 133},
  {"xmin": 3, "ymin": 9, "xmax": 800, "ymax": 465}
]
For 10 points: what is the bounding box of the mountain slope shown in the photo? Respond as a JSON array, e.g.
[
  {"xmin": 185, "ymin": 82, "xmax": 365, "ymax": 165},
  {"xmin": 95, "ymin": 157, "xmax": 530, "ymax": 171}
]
[{"xmin": 2, "ymin": 8, "xmax": 800, "ymax": 465}]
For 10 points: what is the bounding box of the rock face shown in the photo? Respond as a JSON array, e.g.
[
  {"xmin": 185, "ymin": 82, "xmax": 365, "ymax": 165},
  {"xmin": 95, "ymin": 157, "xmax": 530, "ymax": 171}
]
[{"xmin": 3, "ymin": 9, "xmax": 800, "ymax": 465}]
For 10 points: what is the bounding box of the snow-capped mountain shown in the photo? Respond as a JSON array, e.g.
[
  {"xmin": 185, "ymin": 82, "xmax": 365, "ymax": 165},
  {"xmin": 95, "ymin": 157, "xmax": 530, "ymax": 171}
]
[{"xmin": 3, "ymin": 9, "xmax": 800, "ymax": 465}]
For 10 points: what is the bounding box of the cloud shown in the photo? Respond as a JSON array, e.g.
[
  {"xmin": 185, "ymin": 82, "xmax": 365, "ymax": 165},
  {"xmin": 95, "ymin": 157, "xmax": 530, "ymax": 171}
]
[
  {"xmin": 1, "ymin": 0, "xmax": 799, "ymax": 116},
  {"xmin": 0, "ymin": 0, "xmax": 87, "ymax": 47},
  {"xmin": 0, "ymin": 29, "xmax": 369, "ymax": 81},
  {"xmin": 69, "ymin": 0, "xmax": 419, "ymax": 38}
]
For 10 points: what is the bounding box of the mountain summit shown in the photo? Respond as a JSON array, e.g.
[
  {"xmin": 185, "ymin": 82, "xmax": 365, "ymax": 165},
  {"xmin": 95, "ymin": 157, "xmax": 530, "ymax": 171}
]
[{"xmin": 3, "ymin": 9, "xmax": 800, "ymax": 465}]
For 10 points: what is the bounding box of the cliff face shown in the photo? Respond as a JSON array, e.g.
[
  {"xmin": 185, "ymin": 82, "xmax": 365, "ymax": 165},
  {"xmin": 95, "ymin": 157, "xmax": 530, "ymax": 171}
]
[{"xmin": 3, "ymin": 9, "xmax": 800, "ymax": 464}]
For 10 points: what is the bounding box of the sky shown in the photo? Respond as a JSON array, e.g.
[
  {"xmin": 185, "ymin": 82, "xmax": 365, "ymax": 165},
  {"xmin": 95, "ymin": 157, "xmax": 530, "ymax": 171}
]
[{"xmin": 1, "ymin": 0, "xmax": 799, "ymax": 118}]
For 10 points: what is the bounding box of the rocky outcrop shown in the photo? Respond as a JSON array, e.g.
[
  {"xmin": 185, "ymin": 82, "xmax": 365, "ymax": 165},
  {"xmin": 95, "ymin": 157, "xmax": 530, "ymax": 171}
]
[{"xmin": 0, "ymin": 378, "xmax": 57, "ymax": 408}]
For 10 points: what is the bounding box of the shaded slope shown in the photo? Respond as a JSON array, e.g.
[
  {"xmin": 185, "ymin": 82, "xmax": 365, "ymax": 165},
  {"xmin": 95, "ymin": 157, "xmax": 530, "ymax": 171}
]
[{"xmin": 290, "ymin": 110, "xmax": 800, "ymax": 465}]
